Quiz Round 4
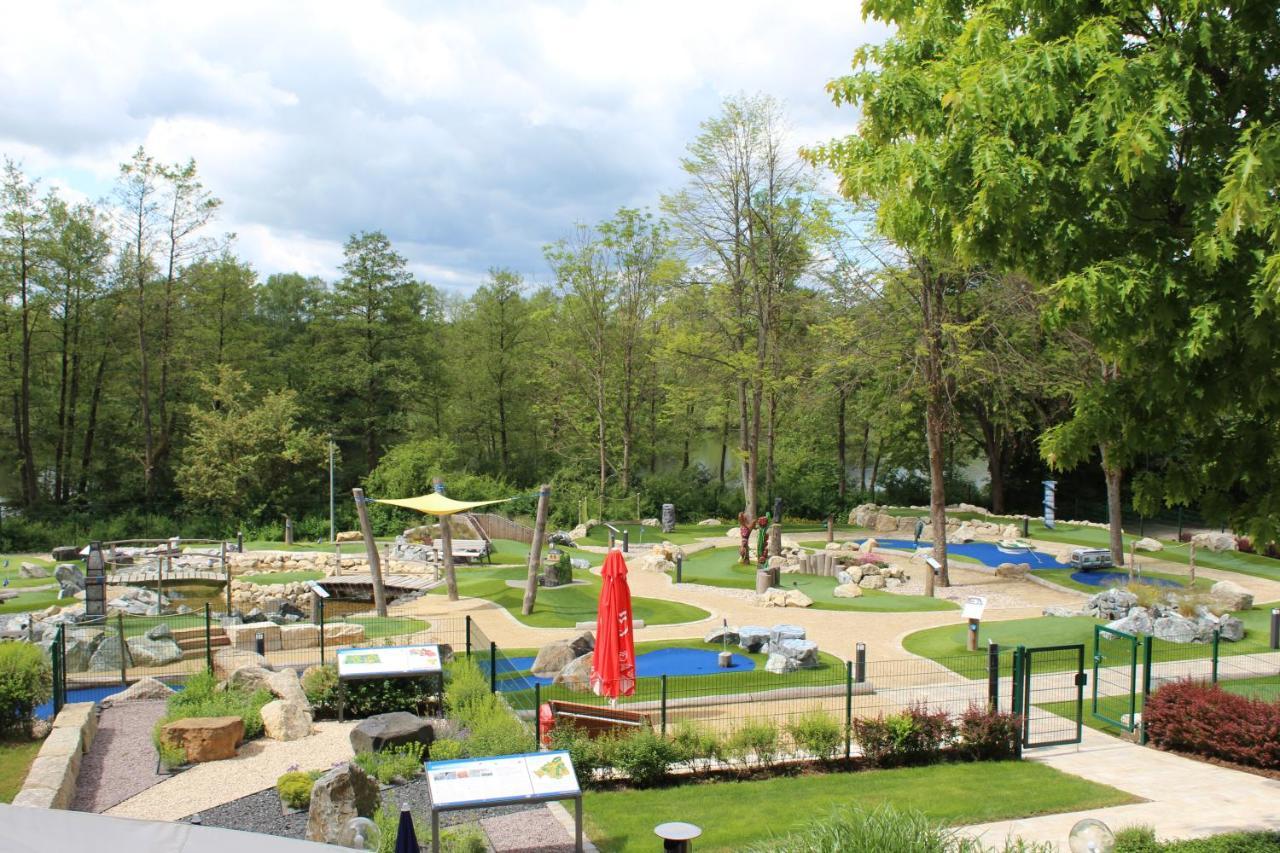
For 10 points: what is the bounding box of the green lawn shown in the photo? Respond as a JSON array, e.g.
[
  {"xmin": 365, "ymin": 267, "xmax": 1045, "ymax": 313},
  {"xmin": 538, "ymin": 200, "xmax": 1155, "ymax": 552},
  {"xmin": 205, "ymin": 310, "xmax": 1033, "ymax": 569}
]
[
  {"xmin": 578, "ymin": 523, "xmax": 721, "ymax": 547},
  {"xmin": 343, "ymin": 615, "xmax": 430, "ymax": 639},
  {"xmin": 0, "ymin": 554, "xmax": 60, "ymax": 589},
  {"xmin": 0, "ymin": 588, "xmax": 66, "ymax": 615},
  {"xmin": 583, "ymin": 760, "xmax": 1136, "ymax": 852},
  {"xmin": 429, "ymin": 566, "xmax": 709, "ymax": 628},
  {"xmin": 497, "ymin": 638, "xmax": 847, "ymax": 708},
  {"xmin": 905, "ymin": 605, "xmax": 1280, "ymax": 675},
  {"xmin": 240, "ymin": 570, "xmax": 324, "ymax": 585},
  {"xmin": 679, "ymin": 547, "xmax": 956, "ymax": 612},
  {"xmin": 0, "ymin": 737, "xmax": 42, "ymax": 804}
]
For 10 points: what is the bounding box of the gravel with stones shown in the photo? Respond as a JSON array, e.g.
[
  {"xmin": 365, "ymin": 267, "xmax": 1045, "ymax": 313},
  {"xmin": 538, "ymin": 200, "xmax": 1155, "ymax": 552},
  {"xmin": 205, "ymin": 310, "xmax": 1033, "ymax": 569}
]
[
  {"xmin": 188, "ymin": 776, "xmax": 557, "ymax": 846},
  {"xmin": 72, "ymin": 699, "xmax": 169, "ymax": 813}
]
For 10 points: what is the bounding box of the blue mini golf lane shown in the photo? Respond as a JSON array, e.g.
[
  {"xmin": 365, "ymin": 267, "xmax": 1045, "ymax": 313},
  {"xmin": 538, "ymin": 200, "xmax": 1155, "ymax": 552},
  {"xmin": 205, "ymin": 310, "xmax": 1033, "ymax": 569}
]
[
  {"xmin": 35, "ymin": 682, "xmax": 187, "ymax": 720},
  {"xmin": 1069, "ymin": 571, "xmax": 1181, "ymax": 588},
  {"xmin": 490, "ymin": 647, "xmax": 754, "ymax": 692},
  {"xmin": 864, "ymin": 538, "xmax": 1072, "ymax": 569}
]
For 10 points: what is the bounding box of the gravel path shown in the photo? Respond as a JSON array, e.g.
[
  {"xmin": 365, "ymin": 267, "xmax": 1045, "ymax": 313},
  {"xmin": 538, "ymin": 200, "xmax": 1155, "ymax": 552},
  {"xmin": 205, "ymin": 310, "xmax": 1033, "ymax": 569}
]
[
  {"xmin": 190, "ymin": 776, "xmax": 576, "ymax": 851},
  {"xmin": 106, "ymin": 720, "xmax": 358, "ymax": 821},
  {"xmin": 72, "ymin": 699, "xmax": 168, "ymax": 813}
]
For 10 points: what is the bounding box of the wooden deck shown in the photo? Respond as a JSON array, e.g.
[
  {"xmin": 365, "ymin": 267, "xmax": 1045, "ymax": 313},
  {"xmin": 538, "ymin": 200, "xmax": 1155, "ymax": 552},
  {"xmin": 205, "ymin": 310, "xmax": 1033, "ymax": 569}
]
[{"xmin": 110, "ymin": 569, "xmax": 228, "ymax": 584}]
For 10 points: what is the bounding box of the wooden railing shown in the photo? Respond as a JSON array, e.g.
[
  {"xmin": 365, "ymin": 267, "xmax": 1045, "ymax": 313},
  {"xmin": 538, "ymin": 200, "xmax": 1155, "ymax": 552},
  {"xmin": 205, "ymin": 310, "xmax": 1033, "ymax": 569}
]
[{"xmin": 469, "ymin": 512, "xmax": 539, "ymax": 545}]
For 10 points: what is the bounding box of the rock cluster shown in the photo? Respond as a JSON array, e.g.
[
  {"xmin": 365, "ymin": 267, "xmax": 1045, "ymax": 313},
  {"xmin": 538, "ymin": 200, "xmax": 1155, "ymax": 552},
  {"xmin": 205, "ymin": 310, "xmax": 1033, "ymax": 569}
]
[
  {"xmin": 307, "ymin": 763, "xmax": 379, "ymax": 844},
  {"xmin": 1049, "ymin": 587, "xmax": 1247, "ymax": 644},
  {"xmin": 737, "ymin": 624, "xmax": 821, "ymax": 674},
  {"xmin": 1190, "ymin": 531, "xmax": 1237, "ymax": 553},
  {"xmin": 229, "ymin": 579, "xmax": 314, "ymax": 615},
  {"xmin": 754, "ymin": 588, "xmax": 813, "ymax": 608}
]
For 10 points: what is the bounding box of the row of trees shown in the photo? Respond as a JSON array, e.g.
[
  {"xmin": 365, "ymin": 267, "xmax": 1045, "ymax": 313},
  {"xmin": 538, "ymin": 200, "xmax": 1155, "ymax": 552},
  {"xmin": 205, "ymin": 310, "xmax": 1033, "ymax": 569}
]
[{"xmin": 3, "ymin": 75, "xmax": 1224, "ymax": 555}]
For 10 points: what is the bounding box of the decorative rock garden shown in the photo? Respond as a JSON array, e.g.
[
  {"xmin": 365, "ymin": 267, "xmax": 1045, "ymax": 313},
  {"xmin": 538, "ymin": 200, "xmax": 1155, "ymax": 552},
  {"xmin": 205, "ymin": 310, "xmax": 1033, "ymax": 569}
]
[{"xmin": 1044, "ymin": 585, "xmax": 1249, "ymax": 644}]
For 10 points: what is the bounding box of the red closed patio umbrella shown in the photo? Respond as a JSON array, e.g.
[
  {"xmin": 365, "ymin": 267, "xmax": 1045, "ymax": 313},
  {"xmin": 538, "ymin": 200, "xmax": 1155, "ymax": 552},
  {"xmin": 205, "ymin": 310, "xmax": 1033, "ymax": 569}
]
[{"xmin": 590, "ymin": 549, "xmax": 636, "ymax": 700}]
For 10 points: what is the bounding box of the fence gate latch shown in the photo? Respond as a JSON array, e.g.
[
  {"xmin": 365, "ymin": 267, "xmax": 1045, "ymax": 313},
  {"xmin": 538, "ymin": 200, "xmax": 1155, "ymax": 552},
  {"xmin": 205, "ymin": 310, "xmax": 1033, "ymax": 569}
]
[{"xmin": 1074, "ymin": 672, "xmax": 1088, "ymax": 688}]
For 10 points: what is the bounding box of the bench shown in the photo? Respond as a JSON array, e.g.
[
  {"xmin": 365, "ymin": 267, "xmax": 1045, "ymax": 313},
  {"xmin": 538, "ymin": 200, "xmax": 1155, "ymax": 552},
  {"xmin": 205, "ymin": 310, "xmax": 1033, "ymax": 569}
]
[{"xmin": 541, "ymin": 700, "xmax": 652, "ymax": 741}]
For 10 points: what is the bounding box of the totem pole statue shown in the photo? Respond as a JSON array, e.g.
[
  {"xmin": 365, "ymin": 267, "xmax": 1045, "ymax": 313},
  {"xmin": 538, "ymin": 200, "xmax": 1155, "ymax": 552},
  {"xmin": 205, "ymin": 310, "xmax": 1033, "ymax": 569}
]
[
  {"xmin": 757, "ymin": 512, "xmax": 771, "ymax": 566},
  {"xmin": 737, "ymin": 511, "xmax": 753, "ymax": 564}
]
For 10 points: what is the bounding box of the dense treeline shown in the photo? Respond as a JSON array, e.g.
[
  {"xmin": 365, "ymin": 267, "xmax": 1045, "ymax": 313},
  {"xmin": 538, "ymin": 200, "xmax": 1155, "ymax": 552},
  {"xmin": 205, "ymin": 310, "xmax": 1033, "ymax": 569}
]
[{"xmin": 0, "ymin": 93, "xmax": 1176, "ymax": 550}]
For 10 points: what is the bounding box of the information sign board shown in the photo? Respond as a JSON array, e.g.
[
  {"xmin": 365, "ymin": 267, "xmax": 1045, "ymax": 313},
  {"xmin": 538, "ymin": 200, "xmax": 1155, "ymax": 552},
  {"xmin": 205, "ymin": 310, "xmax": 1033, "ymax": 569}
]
[
  {"xmin": 427, "ymin": 751, "xmax": 580, "ymax": 808},
  {"xmin": 962, "ymin": 596, "xmax": 987, "ymax": 620},
  {"xmin": 336, "ymin": 644, "xmax": 441, "ymax": 680}
]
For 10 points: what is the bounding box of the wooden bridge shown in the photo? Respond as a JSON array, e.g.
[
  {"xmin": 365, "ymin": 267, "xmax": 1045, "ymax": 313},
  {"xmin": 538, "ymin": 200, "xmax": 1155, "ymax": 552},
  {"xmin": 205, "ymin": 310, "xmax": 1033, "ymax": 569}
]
[
  {"xmin": 319, "ymin": 574, "xmax": 445, "ymax": 595},
  {"xmin": 110, "ymin": 569, "xmax": 228, "ymax": 585}
]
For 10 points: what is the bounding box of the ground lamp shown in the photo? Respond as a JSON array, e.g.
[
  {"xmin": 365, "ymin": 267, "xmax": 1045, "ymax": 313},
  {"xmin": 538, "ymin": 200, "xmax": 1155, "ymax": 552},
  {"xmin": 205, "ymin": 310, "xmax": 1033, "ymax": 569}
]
[
  {"xmin": 1067, "ymin": 818, "xmax": 1115, "ymax": 853},
  {"xmin": 339, "ymin": 816, "xmax": 381, "ymax": 849},
  {"xmin": 655, "ymin": 821, "xmax": 702, "ymax": 852}
]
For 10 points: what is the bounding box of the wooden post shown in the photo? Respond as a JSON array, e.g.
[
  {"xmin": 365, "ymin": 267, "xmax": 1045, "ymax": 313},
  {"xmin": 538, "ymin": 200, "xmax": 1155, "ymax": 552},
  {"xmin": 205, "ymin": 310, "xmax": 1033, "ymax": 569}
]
[
  {"xmin": 222, "ymin": 540, "xmax": 231, "ymax": 615},
  {"xmin": 352, "ymin": 487, "xmax": 388, "ymax": 616},
  {"xmin": 523, "ymin": 484, "xmax": 551, "ymax": 616},
  {"xmin": 826, "ymin": 515, "xmax": 834, "ymax": 544},
  {"xmin": 768, "ymin": 523, "xmax": 782, "ymax": 559},
  {"xmin": 1128, "ymin": 540, "xmax": 1136, "ymax": 584},
  {"xmin": 434, "ymin": 477, "xmax": 459, "ymax": 601},
  {"xmin": 1188, "ymin": 541, "xmax": 1196, "ymax": 585},
  {"xmin": 967, "ymin": 618, "xmax": 980, "ymax": 652}
]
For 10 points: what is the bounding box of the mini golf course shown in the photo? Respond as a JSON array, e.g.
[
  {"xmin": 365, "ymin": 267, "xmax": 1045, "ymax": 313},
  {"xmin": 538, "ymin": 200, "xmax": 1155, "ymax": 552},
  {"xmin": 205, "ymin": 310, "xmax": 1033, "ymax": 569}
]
[{"xmin": 490, "ymin": 646, "xmax": 756, "ymax": 691}]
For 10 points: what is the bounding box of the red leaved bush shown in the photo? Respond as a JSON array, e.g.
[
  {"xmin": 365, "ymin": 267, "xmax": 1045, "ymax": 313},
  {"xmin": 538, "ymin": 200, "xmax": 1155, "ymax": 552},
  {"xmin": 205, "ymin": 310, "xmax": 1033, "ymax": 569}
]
[{"xmin": 1144, "ymin": 680, "xmax": 1280, "ymax": 769}]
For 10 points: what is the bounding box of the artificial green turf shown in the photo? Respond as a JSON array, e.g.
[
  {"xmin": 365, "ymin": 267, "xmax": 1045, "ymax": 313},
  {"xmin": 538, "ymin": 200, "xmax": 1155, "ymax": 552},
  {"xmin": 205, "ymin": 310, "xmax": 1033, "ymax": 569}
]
[
  {"xmin": 583, "ymin": 760, "xmax": 1136, "ymax": 852},
  {"xmin": 1033, "ymin": 567, "xmax": 1212, "ymax": 594},
  {"xmin": 905, "ymin": 605, "xmax": 1280, "ymax": 675},
  {"xmin": 428, "ymin": 566, "xmax": 709, "ymax": 628},
  {"xmin": 0, "ymin": 588, "xmax": 66, "ymax": 615},
  {"xmin": 343, "ymin": 615, "xmax": 430, "ymax": 639},
  {"xmin": 678, "ymin": 547, "xmax": 956, "ymax": 612},
  {"xmin": 496, "ymin": 638, "xmax": 847, "ymax": 707},
  {"xmin": 578, "ymin": 523, "xmax": 721, "ymax": 547},
  {"xmin": 0, "ymin": 737, "xmax": 43, "ymax": 804},
  {"xmin": 0, "ymin": 554, "xmax": 60, "ymax": 589}
]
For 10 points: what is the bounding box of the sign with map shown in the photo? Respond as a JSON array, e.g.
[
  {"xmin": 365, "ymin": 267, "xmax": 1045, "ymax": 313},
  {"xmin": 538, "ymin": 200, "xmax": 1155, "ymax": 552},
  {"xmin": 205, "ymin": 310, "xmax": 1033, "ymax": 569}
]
[
  {"xmin": 336, "ymin": 643, "xmax": 442, "ymax": 680},
  {"xmin": 427, "ymin": 751, "xmax": 580, "ymax": 807}
]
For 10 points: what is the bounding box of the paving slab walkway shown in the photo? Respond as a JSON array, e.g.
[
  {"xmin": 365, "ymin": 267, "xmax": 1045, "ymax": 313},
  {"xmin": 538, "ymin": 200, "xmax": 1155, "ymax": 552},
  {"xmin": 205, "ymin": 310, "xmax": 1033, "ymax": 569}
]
[{"xmin": 961, "ymin": 728, "xmax": 1280, "ymax": 849}]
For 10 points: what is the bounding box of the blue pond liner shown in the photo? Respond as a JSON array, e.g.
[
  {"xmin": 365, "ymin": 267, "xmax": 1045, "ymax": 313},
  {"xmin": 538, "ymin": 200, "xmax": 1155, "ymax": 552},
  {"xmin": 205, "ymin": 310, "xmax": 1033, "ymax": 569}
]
[
  {"xmin": 35, "ymin": 682, "xmax": 187, "ymax": 721},
  {"xmin": 863, "ymin": 538, "xmax": 1072, "ymax": 569},
  {"xmin": 1069, "ymin": 571, "xmax": 1181, "ymax": 588},
  {"xmin": 489, "ymin": 646, "xmax": 755, "ymax": 693}
]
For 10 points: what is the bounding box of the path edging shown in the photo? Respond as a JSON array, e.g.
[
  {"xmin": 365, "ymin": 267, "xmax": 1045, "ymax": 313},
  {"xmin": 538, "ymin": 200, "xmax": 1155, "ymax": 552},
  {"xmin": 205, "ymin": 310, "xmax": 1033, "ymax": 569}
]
[{"xmin": 12, "ymin": 702, "xmax": 98, "ymax": 809}]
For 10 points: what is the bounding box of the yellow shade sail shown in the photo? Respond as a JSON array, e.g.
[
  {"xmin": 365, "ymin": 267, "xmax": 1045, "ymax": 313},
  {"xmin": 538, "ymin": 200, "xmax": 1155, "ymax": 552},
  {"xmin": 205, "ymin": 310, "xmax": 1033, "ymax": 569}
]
[{"xmin": 373, "ymin": 493, "xmax": 511, "ymax": 516}]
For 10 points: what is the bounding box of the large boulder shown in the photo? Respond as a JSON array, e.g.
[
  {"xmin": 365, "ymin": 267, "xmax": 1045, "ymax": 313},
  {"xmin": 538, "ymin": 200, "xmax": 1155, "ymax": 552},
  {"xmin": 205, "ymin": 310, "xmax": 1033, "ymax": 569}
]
[
  {"xmin": 551, "ymin": 653, "xmax": 594, "ymax": 692},
  {"xmin": 764, "ymin": 653, "xmax": 798, "ymax": 674},
  {"xmin": 261, "ymin": 699, "xmax": 313, "ymax": 741},
  {"xmin": 349, "ymin": 711, "xmax": 432, "ymax": 753},
  {"xmin": 1088, "ymin": 589, "xmax": 1139, "ymax": 620},
  {"xmin": 1191, "ymin": 531, "xmax": 1236, "ymax": 553},
  {"xmin": 228, "ymin": 665, "xmax": 275, "ymax": 693},
  {"xmin": 995, "ymin": 562, "xmax": 1031, "ymax": 578},
  {"xmin": 161, "ymin": 716, "xmax": 244, "ymax": 763},
  {"xmin": 858, "ymin": 538, "xmax": 877, "ymax": 554},
  {"xmin": 55, "ymin": 564, "xmax": 85, "ymax": 597},
  {"xmin": 627, "ymin": 554, "xmax": 675, "ymax": 573},
  {"xmin": 103, "ymin": 676, "xmax": 174, "ymax": 705},
  {"xmin": 768, "ymin": 624, "xmax": 806, "ymax": 648},
  {"xmin": 771, "ymin": 639, "xmax": 819, "ymax": 669},
  {"xmin": 19, "ymin": 562, "xmax": 50, "ymax": 579},
  {"xmin": 783, "ymin": 590, "xmax": 813, "ymax": 608},
  {"xmin": 213, "ymin": 648, "xmax": 275, "ymax": 681},
  {"xmin": 703, "ymin": 625, "xmax": 738, "ymax": 646},
  {"xmin": 126, "ymin": 636, "xmax": 183, "ymax": 667},
  {"xmin": 696, "ymin": 518, "xmax": 721, "ymax": 526},
  {"xmin": 1215, "ymin": 614, "xmax": 1245, "ymax": 642},
  {"xmin": 334, "ymin": 531, "xmax": 363, "ymax": 543},
  {"xmin": 873, "ymin": 512, "xmax": 899, "ymax": 532},
  {"xmin": 1210, "ymin": 580, "xmax": 1253, "ymax": 612},
  {"xmin": 948, "ymin": 522, "xmax": 976, "ymax": 544},
  {"xmin": 145, "ymin": 623, "xmax": 173, "ymax": 641},
  {"xmin": 88, "ymin": 635, "xmax": 133, "ymax": 672},
  {"xmin": 832, "ymin": 583, "xmax": 863, "ymax": 599},
  {"xmin": 737, "ymin": 626, "xmax": 770, "ymax": 653},
  {"xmin": 1107, "ymin": 607, "xmax": 1154, "ymax": 637},
  {"xmin": 51, "ymin": 545, "xmax": 81, "ymax": 562},
  {"xmin": 531, "ymin": 632, "xmax": 595, "ymax": 677},
  {"xmin": 267, "ymin": 668, "xmax": 311, "ymax": 708},
  {"xmin": 306, "ymin": 762, "xmax": 380, "ymax": 844},
  {"xmin": 1134, "ymin": 537, "xmax": 1163, "ymax": 552},
  {"xmin": 1152, "ymin": 614, "xmax": 1200, "ymax": 644},
  {"xmin": 859, "ymin": 574, "xmax": 887, "ymax": 590}
]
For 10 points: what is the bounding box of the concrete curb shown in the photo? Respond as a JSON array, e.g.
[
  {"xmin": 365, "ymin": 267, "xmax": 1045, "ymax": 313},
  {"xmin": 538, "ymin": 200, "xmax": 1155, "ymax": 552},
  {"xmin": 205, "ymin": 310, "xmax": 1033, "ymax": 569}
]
[{"xmin": 11, "ymin": 701, "xmax": 98, "ymax": 809}]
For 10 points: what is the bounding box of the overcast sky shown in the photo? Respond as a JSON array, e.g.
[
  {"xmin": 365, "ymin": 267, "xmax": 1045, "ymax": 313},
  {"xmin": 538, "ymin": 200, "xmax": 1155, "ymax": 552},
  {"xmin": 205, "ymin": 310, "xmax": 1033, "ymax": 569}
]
[{"xmin": 1, "ymin": 1, "xmax": 887, "ymax": 292}]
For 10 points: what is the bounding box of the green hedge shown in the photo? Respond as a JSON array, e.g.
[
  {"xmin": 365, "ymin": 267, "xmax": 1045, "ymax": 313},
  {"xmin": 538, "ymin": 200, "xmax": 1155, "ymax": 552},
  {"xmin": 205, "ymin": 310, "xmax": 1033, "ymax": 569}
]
[{"xmin": 0, "ymin": 642, "xmax": 51, "ymax": 737}]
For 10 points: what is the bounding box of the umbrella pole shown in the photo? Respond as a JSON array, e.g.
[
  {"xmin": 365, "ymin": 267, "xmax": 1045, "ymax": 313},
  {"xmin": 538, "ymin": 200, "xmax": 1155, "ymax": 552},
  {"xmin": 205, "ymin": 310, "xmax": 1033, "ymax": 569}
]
[{"xmin": 434, "ymin": 478, "xmax": 459, "ymax": 601}]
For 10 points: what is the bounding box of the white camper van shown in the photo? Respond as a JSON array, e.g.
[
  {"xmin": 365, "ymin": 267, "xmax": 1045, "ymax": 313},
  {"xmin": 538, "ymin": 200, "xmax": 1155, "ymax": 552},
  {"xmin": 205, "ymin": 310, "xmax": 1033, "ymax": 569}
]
[{"xmin": 1069, "ymin": 547, "xmax": 1114, "ymax": 570}]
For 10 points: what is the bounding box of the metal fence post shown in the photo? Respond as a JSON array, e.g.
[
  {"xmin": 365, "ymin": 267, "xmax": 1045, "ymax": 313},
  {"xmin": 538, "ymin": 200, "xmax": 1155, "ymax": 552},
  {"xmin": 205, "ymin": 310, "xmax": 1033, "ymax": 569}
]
[
  {"xmin": 660, "ymin": 675, "xmax": 667, "ymax": 735},
  {"xmin": 844, "ymin": 661, "xmax": 853, "ymax": 759},
  {"xmin": 204, "ymin": 604, "xmax": 213, "ymax": 675},
  {"xmin": 117, "ymin": 611, "xmax": 127, "ymax": 686},
  {"xmin": 489, "ymin": 642, "xmax": 497, "ymax": 693},
  {"xmin": 1011, "ymin": 645, "xmax": 1025, "ymax": 757},
  {"xmin": 319, "ymin": 598, "xmax": 326, "ymax": 666},
  {"xmin": 1140, "ymin": 638, "xmax": 1154, "ymax": 745},
  {"xmin": 987, "ymin": 641, "xmax": 1000, "ymax": 712},
  {"xmin": 1211, "ymin": 629, "xmax": 1220, "ymax": 684},
  {"xmin": 465, "ymin": 615, "xmax": 472, "ymax": 658},
  {"xmin": 534, "ymin": 683, "xmax": 542, "ymax": 750}
]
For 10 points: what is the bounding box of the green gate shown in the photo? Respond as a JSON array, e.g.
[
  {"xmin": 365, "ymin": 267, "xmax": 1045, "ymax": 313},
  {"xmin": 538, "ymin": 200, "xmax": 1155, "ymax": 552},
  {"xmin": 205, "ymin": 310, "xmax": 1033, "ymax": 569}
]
[
  {"xmin": 1017, "ymin": 644, "xmax": 1086, "ymax": 748},
  {"xmin": 1092, "ymin": 625, "xmax": 1139, "ymax": 731}
]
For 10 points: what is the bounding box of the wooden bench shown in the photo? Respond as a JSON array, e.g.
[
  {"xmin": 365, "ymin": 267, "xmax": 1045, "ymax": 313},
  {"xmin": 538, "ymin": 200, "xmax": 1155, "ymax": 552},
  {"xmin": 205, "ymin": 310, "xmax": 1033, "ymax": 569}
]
[{"xmin": 544, "ymin": 700, "xmax": 652, "ymax": 739}]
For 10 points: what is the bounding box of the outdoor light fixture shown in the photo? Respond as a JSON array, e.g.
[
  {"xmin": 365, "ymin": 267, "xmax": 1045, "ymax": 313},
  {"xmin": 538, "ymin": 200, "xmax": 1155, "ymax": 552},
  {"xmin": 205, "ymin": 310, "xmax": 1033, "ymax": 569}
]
[{"xmin": 1068, "ymin": 818, "xmax": 1116, "ymax": 853}]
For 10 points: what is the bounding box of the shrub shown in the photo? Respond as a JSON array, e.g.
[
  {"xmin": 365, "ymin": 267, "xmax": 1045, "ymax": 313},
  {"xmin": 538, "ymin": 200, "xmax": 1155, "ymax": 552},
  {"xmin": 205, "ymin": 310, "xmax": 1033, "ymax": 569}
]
[
  {"xmin": 554, "ymin": 552, "xmax": 573, "ymax": 585},
  {"xmin": 853, "ymin": 704, "xmax": 956, "ymax": 768},
  {"xmin": 446, "ymin": 658, "xmax": 492, "ymax": 719},
  {"xmin": 354, "ymin": 742, "xmax": 426, "ymax": 785},
  {"xmin": 608, "ymin": 729, "xmax": 682, "ymax": 787},
  {"xmin": 463, "ymin": 698, "xmax": 532, "ymax": 757},
  {"xmin": 344, "ymin": 676, "xmax": 435, "ymax": 718},
  {"xmin": 1115, "ymin": 825, "xmax": 1280, "ymax": 852},
  {"xmin": 0, "ymin": 641, "xmax": 52, "ymax": 737},
  {"xmin": 276, "ymin": 771, "xmax": 314, "ymax": 810},
  {"xmin": 549, "ymin": 725, "xmax": 607, "ymax": 784},
  {"xmin": 302, "ymin": 665, "xmax": 340, "ymax": 716},
  {"xmin": 429, "ymin": 738, "xmax": 465, "ymax": 762},
  {"xmin": 955, "ymin": 706, "xmax": 1021, "ymax": 762},
  {"xmin": 157, "ymin": 741, "xmax": 188, "ymax": 770},
  {"xmin": 1144, "ymin": 680, "xmax": 1280, "ymax": 770},
  {"xmin": 787, "ymin": 712, "xmax": 844, "ymax": 763},
  {"xmin": 727, "ymin": 720, "xmax": 780, "ymax": 768},
  {"xmin": 670, "ymin": 720, "xmax": 723, "ymax": 771},
  {"xmin": 161, "ymin": 670, "xmax": 273, "ymax": 739}
]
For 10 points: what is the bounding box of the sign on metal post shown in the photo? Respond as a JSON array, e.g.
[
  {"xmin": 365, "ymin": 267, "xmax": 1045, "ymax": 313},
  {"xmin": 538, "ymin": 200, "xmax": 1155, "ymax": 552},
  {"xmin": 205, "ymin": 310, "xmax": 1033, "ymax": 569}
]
[
  {"xmin": 1042, "ymin": 480, "xmax": 1057, "ymax": 530},
  {"xmin": 335, "ymin": 644, "xmax": 444, "ymax": 721},
  {"xmin": 427, "ymin": 751, "xmax": 583, "ymax": 852}
]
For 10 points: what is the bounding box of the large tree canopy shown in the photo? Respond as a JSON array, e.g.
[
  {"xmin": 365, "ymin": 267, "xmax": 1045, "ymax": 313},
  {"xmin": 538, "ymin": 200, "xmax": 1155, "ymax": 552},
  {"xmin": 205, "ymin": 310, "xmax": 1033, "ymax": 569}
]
[{"xmin": 815, "ymin": 0, "xmax": 1280, "ymax": 538}]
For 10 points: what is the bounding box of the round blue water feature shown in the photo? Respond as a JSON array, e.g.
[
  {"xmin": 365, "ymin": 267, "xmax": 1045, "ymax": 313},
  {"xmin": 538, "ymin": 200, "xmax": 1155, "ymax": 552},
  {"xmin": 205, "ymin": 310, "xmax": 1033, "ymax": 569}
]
[
  {"xmin": 862, "ymin": 538, "xmax": 1072, "ymax": 569},
  {"xmin": 1069, "ymin": 571, "xmax": 1182, "ymax": 588},
  {"xmin": 491, "ymin": 647, "xmax": 754, "ymax": 693}
]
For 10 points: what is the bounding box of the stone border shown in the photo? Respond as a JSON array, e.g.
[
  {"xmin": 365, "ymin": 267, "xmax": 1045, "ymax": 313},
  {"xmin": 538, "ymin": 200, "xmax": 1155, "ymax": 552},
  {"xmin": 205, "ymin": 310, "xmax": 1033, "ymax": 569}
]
[{"xmin": 11, "ymin": 701, "xmax": 98, "ymax": 809}]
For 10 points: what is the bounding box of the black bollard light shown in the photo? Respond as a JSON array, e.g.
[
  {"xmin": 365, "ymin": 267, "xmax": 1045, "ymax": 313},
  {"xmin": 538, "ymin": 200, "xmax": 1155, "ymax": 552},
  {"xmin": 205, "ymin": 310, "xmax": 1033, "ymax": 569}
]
[
  {"xmin": 854, "ymin": 642, "xmax": 867, "ymax": 684},
  {"xmin": 1271, "ymin": 609, "xmax": 1279, "ymax": 651}
]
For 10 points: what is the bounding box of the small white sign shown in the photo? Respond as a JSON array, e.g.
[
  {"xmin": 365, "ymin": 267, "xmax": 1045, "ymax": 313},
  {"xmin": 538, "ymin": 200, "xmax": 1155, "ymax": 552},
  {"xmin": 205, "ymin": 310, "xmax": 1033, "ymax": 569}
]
[
  {"xmin": 306, "ymin": 580, "xmax": 330, "ymax": 599},
  {"xmin": 962, "ymin": 596, "xmax": 987, "ymax": 620},
  {"xmin": 336, "ymin": 644, "xmax": 442, "ymax": 679},
  {"xmin": 427, "ymin": 751, "xmax": 580, "ymax": 807},
  {"xmin": 925, "ymin": 556, "xmax": 942, "ymax": 571}
]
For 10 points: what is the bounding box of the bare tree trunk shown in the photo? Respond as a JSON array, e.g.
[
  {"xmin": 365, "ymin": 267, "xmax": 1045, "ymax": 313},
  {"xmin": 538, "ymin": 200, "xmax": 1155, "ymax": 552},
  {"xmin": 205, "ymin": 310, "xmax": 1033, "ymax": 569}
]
[
  {"xmin": 859, "ymin": 422, "xmax": 870, "ymax": 493},
  {"xmin": 921, "ymin": 266, "xmax": 950, "ymax": 590},
  {"xmin": 836, "ymin": 387, "xmax": 847, "ymax": 501},
  {"xmin": 869, "ymin": 438, "xmax": 883, "ymax": 502},
  {"xmin": 433, "ymin": 478, "xmax": 459, "ymax": 602},
  {"xmin": 975, "ymin": 406, "xmax": 1006, "ymax": 514},
  {"xmin": 79, "ymin": 348, "xmax": 108, "ymax": 495},
  {"xmin": 764, "ymin": 390, "xmax": 776, "ymax": 506},
  {"xmin": 718, "ymin": 417, "xmax": 728, "ymax": 484},
  {"xmin": 1101, "ymin": 443, "xmax": 1125, "ymax": 566},
  {"xmin": 522, "ymin": 485, "xmax": 551, "ymax": 615}
]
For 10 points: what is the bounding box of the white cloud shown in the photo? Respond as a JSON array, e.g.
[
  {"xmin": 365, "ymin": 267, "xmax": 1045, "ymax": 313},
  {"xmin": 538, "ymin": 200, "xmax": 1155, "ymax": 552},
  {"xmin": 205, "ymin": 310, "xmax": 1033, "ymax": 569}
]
[{"xmin": 0, "ymin": 0, "xmax": 888, "ymax": 292}]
